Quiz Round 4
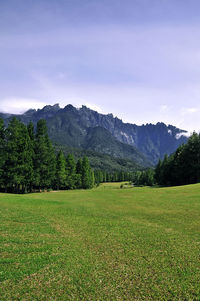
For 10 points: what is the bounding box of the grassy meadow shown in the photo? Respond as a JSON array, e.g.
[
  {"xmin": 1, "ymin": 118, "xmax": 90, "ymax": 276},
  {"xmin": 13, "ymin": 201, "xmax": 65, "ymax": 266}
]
[{"xmin": 0, "ymin": 183, "xmax": 200, "ymax": 300}]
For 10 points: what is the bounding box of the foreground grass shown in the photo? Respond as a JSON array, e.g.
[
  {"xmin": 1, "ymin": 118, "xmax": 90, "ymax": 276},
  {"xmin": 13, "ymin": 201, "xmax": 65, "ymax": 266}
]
[{"xmin": 0, "ymin": 183, "xmax": 200, "ymax": 300}]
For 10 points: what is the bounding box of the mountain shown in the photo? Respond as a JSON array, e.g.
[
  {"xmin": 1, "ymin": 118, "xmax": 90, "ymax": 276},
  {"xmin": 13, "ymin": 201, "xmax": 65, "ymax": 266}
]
[
  {"xmin": 0, "ymin": 103, "xmax": 188, "ymax": 168},
  {"xmin": 83, "ymin": 126, "xmax": 149, "ymax": 166}
]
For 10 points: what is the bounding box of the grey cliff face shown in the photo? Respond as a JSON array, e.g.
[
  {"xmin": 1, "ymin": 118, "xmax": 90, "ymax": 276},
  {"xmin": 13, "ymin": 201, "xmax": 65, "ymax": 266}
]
[{"xmin": 75, "ymin": 106, "xmax": 187, "ymax": 164}]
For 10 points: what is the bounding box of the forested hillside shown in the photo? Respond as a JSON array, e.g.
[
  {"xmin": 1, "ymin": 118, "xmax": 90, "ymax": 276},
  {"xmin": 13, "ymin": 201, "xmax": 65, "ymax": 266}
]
[{"xmin": 0, "ymin": 104, "xmax": 188, "ymax": 167}]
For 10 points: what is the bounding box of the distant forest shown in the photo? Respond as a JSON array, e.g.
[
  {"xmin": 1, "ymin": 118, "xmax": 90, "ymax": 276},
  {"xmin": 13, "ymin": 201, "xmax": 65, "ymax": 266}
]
[
  {"xmin": 134, "ymin": 132, "xmax": 200, "ymax": 187},
  {"xmin": 0, "ymin": 117, "xmax": 198, "ymax": 193},
  {"xmin": 0, "ymin": 118, "xmax": 135, "ymax": 193}
]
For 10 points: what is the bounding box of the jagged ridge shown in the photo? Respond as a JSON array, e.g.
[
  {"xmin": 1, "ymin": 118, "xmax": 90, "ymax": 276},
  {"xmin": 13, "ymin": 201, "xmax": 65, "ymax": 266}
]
[{"xmin": 0, "ymin": 103, "xmax": 188, "ymax": 166}]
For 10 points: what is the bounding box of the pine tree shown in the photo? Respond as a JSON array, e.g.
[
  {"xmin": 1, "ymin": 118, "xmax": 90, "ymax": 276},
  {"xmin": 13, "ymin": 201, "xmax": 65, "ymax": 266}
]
[
  {"xmin": 81, "ymin": 156, "xmax": 93, "ymax": 189},
  {"xmin": 3, "ymin": 118, "xmax": 33, "ymax": 193},
  {"xmin": 27, "ymin": 122, "xmax": 35, "ymax": 141},
  {"xmin": 75, "ymin": 158, "xmax": 83, "ymax": 188},
  {"xmin": 184, "ymin": 132, "xmax": 200, "ymax": 184},
  {"xmin": 90, "ymin": 169, "xmax": 95, "ymax": 188},
  {"xmin": 21, "ymin": 122, "xmax": 34, "ymax": 193},
  {"xmin": 94, "ymin": 170, "xmax": 103, "ymax": 185},
  {"xmin": 46, "ymin": 137, "xmax": 56, "ymax": 188},
  {"xmin": 94, "ymin": 170, "xmax": 100, "ymax": 185},
  {"xmin": 55, "ymin": 150, "xmax": 67, "ymax": 189},
  {"xmin": 66, "ymin": 154, "xmax": 76, "ymax": 189},
  {"xmin": 103, "ymin": 171, "xmax": 107, "ymax": 182},
  {"xmin": 27, "ymin": 122, "xmax": 35, "ymax": 192},
  {"xmin": 34, "ymin": 119, "xmax": 56, "ymax": 190},
  {"xmin": 0, "ymin": 118, "xmax": 5, "ymax": 189},
  {"xmin": 154, "ymin": 159, "xmax": 162, "ymax": 185}
]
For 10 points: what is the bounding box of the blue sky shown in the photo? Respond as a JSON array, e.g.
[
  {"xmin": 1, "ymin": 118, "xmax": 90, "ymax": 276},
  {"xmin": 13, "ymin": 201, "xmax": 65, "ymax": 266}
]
[{"xmin": 1, "ymin": 0, "xmax": 200, "ymax": 132}]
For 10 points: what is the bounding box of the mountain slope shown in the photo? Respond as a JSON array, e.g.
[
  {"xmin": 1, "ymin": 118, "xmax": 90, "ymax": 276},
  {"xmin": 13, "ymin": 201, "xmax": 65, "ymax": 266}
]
[
  {"xmin": 84, "ymin": 127, "xmax": 150, "ymax": 166},
  {"xmin": 56, "ymin": 145, "xmax": 145, "ymax": 172},
  {"xmin": 75, "ymin": 105, "xmax": 188, "ymax": 163},
  {"xmin": 0, "ymin": 103, "xmax": 188, "ymax": 166}
]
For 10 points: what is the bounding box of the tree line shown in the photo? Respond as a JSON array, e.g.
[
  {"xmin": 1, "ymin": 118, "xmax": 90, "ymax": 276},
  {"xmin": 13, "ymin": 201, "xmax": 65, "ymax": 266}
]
[
  {"xmin": 4, "ymin": 117, "xmax": 196, "ymax": 193},
  {"xmin": 133, "ymin": 132, "xmax": 200, "ymax": 187},
  {"xmin": 155, "ymin": 132, "xmax": 200, "ymax": 186},
  {"xmin": 0, "ymin": 118, "xmax": 94, "ymax": 193},
  {"xmin": 94, "ymin": 170, "xmax": 136, "ymax": 185}
]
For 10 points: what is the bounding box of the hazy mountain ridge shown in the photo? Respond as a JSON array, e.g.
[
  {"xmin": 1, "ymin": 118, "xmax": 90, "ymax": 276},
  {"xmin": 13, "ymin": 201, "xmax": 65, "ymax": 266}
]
[{"xmin": 0, "ymin": 103, "xmax": 188, "ymax": 166}]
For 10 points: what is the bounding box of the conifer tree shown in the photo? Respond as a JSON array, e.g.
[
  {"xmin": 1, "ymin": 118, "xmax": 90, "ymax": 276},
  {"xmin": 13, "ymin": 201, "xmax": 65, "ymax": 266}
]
[
  {"xmin": 94, "ymin": 170, "xmax": 106, "ymax": 185},
  {"xmin": 46, "ymin": 137, "xmax": 56, "ymax": 188},
  {"xmin": 27, "ymin": 122, "xmax": 35, "ymax": 192},
  {"xmin": 3, "ymin": 118, "xmax": 33, "ymax": 193},
  {"xmin": 21, "ymin": 122, "xmax": 34, "ymax": 193},
  {"xmin": 27, "ymin": 122, "xmax": 35, "ymax": 141},
  {"xmin": 103, "ymin": 171, "xmax": 107, "ymax": 182},
  {"xmin": 81, "ymin": 156, "xmax": 94, "ymax": 189},
  {"xmin": 75, "ymin": 158, "xmax": 83, "ymax": 188},
  {"xmin": 0, "ymin": 118, "xmax": 5, "ymax": 189},
  {"xmin": 154, "ymin": 159, "xmax": 162, "ymax": 185},
  {"xmin": 66, "ymin": 153, "xmax": 76, "ymax": 189},
  {"xmin": 34, "ymin": 119, "xmax": 56, "ymax": 190},
  {"xmin": 55, "ymin": 150, "xmax": 67, "ymax": 189},
  {"xmin": 90, "ymin": 169, "xmax": 95, "ymax": 188},
  {"xmin": 94, "ymin": 170, "xmax": 100, "ymax": 185}
]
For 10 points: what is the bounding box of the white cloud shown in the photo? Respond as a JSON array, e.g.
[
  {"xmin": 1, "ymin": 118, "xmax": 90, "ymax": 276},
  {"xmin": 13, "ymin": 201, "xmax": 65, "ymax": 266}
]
[
  {"xmin": 181, "ymin": 107, "xmax": 199, "ymax": 116},
  {"xmin": 160, "ymin": 105, "xmax": 168, "ymax": 112},
  {"xmin": 175, "ymin": 132, "xmax": 191, "ymax": 139},
  {"xmin": 187, "ymin": 108, "xmax": 199, "ymax": 113},
  {"xmin": 83, "ymin": 103, "xmax": 103, "ymax": 113},
  {"xmin": 0, "ymin": 97, "xmax": 47, "ymax": 114}
]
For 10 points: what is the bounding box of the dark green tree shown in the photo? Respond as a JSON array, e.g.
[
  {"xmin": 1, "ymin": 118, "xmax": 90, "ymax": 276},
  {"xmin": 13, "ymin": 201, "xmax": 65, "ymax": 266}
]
[
  {"xmin": 3, "ymin": 118, "xmax": 33, "ymax": 193},
  {"xmin": 81, "ymin": 156, "xmax": 94, "ymax": 189},
  {"xmin": 27, "ymin": 122, "xmax": 35, "ymax": 141},
  {"xmin": 0, "ymin": 118, "xmax": 5, "ymax": 189},
  {"xmin": 183, "ymin": 132, "xmax": 200, "ymax": 184},
  {"xmin": 34, "ymin": 119, "xmax": 56, "ymax": 190},
  {"xmin": 75, "ymin": 158, "xmax": 83, "ymax": 188},
  {"xmin": 55, "ymin": 150, "xmax": 67, "ymax": 189},
  {"xmin": 27, "ymin": 122, "xmax": 35, "ymax": 192},
  {"xmin": 66, "ymin": 153, "xmax": 76, "ymax": 189},
  {"xmin": 154, "ymin": 159, "xmax": 162, "ymax": 185}
]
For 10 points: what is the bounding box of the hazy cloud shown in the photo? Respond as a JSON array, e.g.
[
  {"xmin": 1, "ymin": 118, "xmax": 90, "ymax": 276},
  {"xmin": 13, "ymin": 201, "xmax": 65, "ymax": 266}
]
[
  {"xmin": 0, "ymin": 97, "xmax": 47, "ymax": 114},
  {"xmin": 181, "ymin": 107, "xmax": 199, "ymax": 116}
]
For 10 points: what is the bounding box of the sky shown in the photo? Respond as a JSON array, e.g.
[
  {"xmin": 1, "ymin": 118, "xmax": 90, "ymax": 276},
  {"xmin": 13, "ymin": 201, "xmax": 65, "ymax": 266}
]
[{"xmin": 1, "ymin": 0, "xmax": 200, "ymax": 132}]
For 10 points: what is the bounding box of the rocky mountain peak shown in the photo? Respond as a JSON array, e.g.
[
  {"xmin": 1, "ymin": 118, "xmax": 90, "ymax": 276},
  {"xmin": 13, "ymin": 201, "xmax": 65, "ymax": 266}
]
[
  {"xmin": 63, "ymin": 104, "xmax": 77, "ymax": 112},
  {"xmin": 24, "ymin": 109, "xmax": 37, "ymax": 116},
  {"xmin": 0, "ymin": 103, "xmax": 189, "ymax": 165},
  {"xmin": 40, "ymin": 104, "xmax": 60, "ymax": 113}
]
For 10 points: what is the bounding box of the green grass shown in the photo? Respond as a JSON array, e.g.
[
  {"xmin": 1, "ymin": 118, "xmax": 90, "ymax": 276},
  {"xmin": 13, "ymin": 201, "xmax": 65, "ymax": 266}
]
[{"xmin": 0, "ymin": 183, "xmax": 200, "ymax": 300}]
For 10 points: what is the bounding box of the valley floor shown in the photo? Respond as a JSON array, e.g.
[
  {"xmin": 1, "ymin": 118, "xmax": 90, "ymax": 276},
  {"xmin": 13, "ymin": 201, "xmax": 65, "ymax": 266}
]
[{"xmin": 0, "ymin": 183, "xmax": 200, "ymax": 300}]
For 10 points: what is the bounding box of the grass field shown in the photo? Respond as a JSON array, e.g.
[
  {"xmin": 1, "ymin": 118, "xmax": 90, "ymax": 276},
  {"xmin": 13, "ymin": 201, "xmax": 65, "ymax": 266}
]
[{"xmin": 0, "ymin": 183, "xmax": 200, "ymax": 300}]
